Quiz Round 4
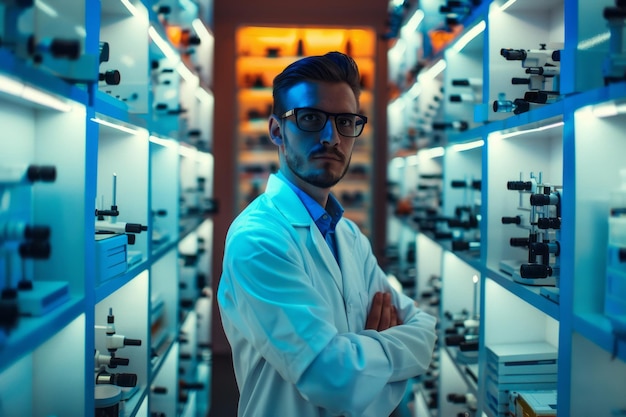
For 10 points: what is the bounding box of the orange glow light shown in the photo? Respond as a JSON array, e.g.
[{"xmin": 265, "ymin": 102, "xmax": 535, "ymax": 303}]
[{"xmin": 166, "ymin": 26, "xmax": 183, "ymax": 47}]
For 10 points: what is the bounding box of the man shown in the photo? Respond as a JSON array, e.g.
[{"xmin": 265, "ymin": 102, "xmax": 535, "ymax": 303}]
[{"xmin": 218, "ymin": 51, "xmax": 437, "ymax": 417}]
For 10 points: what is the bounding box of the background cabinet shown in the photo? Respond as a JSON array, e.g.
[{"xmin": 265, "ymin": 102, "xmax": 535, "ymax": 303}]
[
  {"xmin": 386, "ymin": 0, "xmax": 626, "ymax": 416},
  {"xmin": 0, "ymin": 1, "xmax": 215, "ymax": 416}
]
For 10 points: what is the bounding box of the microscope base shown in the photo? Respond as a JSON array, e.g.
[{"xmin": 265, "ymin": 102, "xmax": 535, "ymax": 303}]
[
  {"xmin": 18, "ymin": 280, "xmax": 70, "ymax": 316},
  {"xmin": 512, "ymin": 271, "xmax": 556, "ymax": 287},
  {"xmin": 501, "ymin": 260, "xmax": 557, "ymax": 286},
  {"xmin": 499, "ymin": 259, "xmax": 523, "ymax": 276}
]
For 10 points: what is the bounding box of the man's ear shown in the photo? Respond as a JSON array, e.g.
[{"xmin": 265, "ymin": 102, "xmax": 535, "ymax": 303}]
[{"xmin": 269, "ymin": 116, "xmax": 283, "ymax": 146}]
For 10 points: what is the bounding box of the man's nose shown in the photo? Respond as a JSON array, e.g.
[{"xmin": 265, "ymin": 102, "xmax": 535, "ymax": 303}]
[{"xmin": 320, "ymin": 117, "xmax": 341, "ymax": 145}]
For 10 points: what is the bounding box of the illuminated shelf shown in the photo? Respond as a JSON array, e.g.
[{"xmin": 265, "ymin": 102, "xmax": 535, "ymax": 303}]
[
  {"xmin": 0, "ymin": 0, "xmax": 214, "ymax": 415},
  {"xmin": 388, "ymin": 1, "xmax": 626, "ymax": 416}
]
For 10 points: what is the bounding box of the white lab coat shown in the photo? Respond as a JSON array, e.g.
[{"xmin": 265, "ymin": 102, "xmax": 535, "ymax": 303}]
[{"xmin": 218, "ymin": 174, "xmax": 437, "ymax": 417}]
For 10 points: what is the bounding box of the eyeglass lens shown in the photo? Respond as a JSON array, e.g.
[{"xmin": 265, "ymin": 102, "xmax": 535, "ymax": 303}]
[{"xmin": 295, "ymin": 109, "xmax": 365, "ymax": 137}]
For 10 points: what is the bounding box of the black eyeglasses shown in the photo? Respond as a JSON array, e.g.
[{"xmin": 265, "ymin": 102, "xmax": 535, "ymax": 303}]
[{"xmin": 280, "ymin": 107, "xmax": 368, "ymax": 138}]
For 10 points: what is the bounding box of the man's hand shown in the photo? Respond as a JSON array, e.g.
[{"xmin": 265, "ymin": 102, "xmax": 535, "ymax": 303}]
[{"xmin": 365, "ymin": 292, "xmax": 403, "ymax": 331}]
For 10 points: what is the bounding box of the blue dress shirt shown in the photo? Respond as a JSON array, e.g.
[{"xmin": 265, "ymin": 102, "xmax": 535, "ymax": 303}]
[{"xmin": 276, "ymin": 171, "xmax": 344, "ymax": 264}]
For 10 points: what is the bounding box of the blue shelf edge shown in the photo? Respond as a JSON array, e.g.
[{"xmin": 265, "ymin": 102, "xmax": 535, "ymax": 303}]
[
  {"xmin": 567, "ymin": 81, "xmax": 626, "ymax": 111},
  {"xmin": 0, "ymin": 295, "xmax": 84, "ymax": 373},
  {"xmin": 95, "ymin": 259, "xmax": 150, "ymax": 304},
  {"xmin": 0, "ymin": 48, "xmax": 89, "ymax": 106},
  {"xmin": 574, "ymin": 313, "xmax": 626, "ymax": 363},
  {"xmin": 485, "ymin": 267, "xmax": 560, "ymax": 321},
  {"xmin": 151, "ymin": 238, "xmax": 178, "ymax": 261},
  {"xmin": 446, "ymin": 125, "xmax": 486, "ymax": 145},
  {"xmin": 93, "ymin": 90, "xmax": 149, "ymax": 130},
  {"xmin": 438, "ymin": 82, "xmax": 626, "ymax": 147},
  {"xmin": 493, "ymin": 82, "xmax": 626, "ymax": 133},
  {"xmin": 443, "ymin": 99, "xmax": 564, "ymax": 146}
]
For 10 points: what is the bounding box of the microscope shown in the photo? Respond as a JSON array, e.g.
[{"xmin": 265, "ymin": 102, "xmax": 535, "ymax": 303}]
[
  {"xmin": 94, "ymin": 307, "xmax": 142, "ymax": 407},
  {"xmin": 1, "ymin": 164, "xmax": 70, "ymax": 319},
  {"xmin": 0, "ymin": 0, "xmax": 97, "ymax": 82},
  {"xmin": 95, "ymin": 173, "xmax": 148, "ymax": 283},
  {"xmin": 447, "ymin": 177, "xmax": 482, "ymax": 254},
  {"xmin": 494, "ymin": 44, "xmax": 563, "ymax": 115},
  {"xmin": 500, "ymin": 172, "xmax": 562, "ymax": 302}
]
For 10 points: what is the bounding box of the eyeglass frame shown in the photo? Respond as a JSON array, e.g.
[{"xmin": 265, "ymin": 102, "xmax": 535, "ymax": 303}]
[{"xmin": 279, "ymin": 107, "xmax": 368, "ymax": 138}]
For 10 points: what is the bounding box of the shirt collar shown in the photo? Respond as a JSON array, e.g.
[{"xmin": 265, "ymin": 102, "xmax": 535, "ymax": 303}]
[{"xmin": 276, "ymin": 171, "xmax": 344, "ymax": 236}]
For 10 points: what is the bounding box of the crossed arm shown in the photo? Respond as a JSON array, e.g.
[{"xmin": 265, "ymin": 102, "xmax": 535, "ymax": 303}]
[
  {"xmin": 366, "ymin": 291, "xmax": 403, "ymax": 331},
  {"xmin": 220, "ymin": 218, "xmax": 437, "ymax": 416}
]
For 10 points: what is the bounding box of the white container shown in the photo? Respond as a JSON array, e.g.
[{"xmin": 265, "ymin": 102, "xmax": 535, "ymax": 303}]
[{"xmin": 95, "ymin": 385, "xmax": 121, "ymax": 417}]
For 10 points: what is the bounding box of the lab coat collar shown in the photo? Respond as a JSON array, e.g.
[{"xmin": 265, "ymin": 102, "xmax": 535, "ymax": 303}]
[
  {"xmin": 266, "ymin": 174, "xmax": 347, "ymax": 294},
  {"xmin": 265, "ymin": 174, "xmax": 312, "ymax": 227}
]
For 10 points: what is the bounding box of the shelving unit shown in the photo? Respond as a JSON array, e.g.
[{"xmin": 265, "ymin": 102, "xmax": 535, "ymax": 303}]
[
  {"xmin": 0, "ymin": 1, "xmax": 215, "ymax": 416},
  {"xmin": 234, "ymin": 26, "xmax": 377, "ymax": 235},
  {"xmin": 387, "ymin": 0, "xmax": 626, "ymax": 416}
]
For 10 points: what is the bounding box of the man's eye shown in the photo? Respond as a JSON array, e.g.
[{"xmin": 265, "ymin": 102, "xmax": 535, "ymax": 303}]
[
  {"xmin": 301, "ymin": 113, "xmax": 322, "ymax": 122},
  {"xmin": 337, "ymin": 117, "xmax": 354, "ymax": 127}
]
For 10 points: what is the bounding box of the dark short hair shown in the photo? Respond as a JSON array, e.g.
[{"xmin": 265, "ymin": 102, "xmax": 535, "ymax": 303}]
[{"xmin": 272, "ymin": 51, "xmax": 361, "ymax": 116}]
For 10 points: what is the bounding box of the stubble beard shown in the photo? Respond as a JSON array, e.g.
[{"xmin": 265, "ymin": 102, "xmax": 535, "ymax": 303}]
[{"xmin": 283, "ymin": 143, "xmax": 351, "ymax": 189}]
